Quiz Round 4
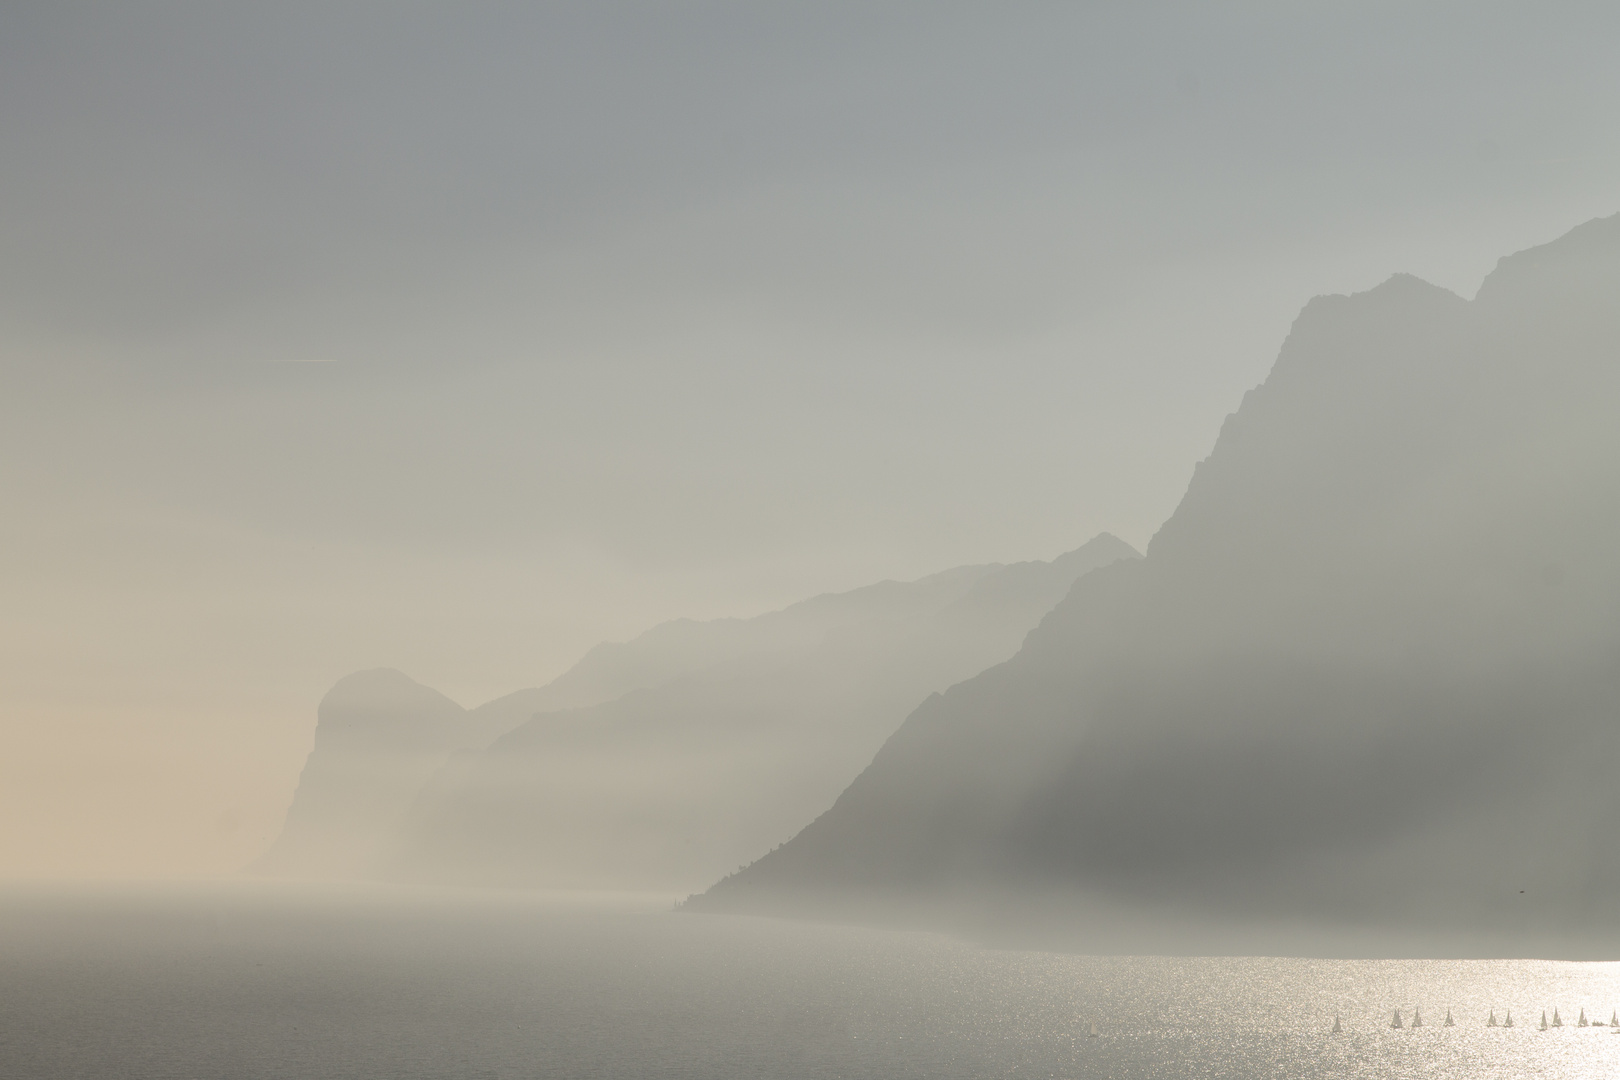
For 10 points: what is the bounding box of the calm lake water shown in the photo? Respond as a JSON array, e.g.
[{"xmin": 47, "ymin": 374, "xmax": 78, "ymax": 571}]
[{"xmin": 2, "ymin": 886, "xmax": 1618, "ymax": 1079}]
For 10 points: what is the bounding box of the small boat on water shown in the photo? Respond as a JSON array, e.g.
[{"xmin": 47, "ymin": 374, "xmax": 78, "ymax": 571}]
[
  {"xmin": 1553, "ymin": 1008, "xmax": 1563, "ymax": 1028},
  {"xmin": 1412, "ymin": 1007, "xmax": 1423, "ymax": 1027},
  {"xmin": 1540, "ymin": 1011, "xmax": 1549, "ymax": 1031},
  {"xmin": 1088, "ymin": 1022, "xmax": 1099, "ymax": 1038},
  {"xmin": 1611, "ymin": 1010, "xmax": 1619, "ymax": 1027},
  {"xmin": 1444, "ymin": 1009, "xmax": 1455, "ymax": 1027},
  {"xmin": 1392, "ymin": 1009, "xmax": 1403, "ymax": 1029},
  {"xmin": 1579, "ymin": 1009, "xmax": 1588, "ymax": 1027},
  {"xmin": 1504, "ymin": 1011, "xmax": 1514, "ymax": 1028},
  {"xmin": 1332, "ymin": 1014, "xmax": 1341, "ymax": 1034},
  {"xmin": 1487, "ymin": 1010, "xmax": 1498, "ymax": 1027}
]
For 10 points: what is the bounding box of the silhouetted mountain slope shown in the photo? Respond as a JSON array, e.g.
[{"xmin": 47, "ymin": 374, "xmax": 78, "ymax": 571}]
[
  {"xmin": 698, "ymin": 215, "xmax": 1620, "ymax": 955},
  {"xmin": 257, "ymin": 535, "xmax": 1138, "ymax": 885}
]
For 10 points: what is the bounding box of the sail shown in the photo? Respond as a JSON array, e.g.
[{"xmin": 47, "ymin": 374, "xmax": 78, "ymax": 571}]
[
  {"xmin": 1392, "ymin": 1010, "xmax": 1403, "ymax": 1029},
  {"xmin": 1332, "ymin": 1014, "xmax": 1341, "ymax": 1033},
  {"xmin": 1553, "ymin": 1008, "xmax": 1562, "ymax": 1028},
  {"xmin": 1579, "ymin": 1009, "xmax": 1588, "ymax": 1027},
  {"xmin": 1444, "ymin": 1009, "xmax": 1454, "ymax": 1027},
  {"xmin": 1505, "ymin": 1011, "xmax": 1513, "ymax": 1028},
  {"xmin": 1540, "ymin": 1011, "xmax": 1549, "ymax": 1031},
  {"xmin": 1412, "ymin": 1007, "xmax": 1422, "ymax": 1027},
  {"xmin": 1487, "ymin": 1010, "xmax": 1497, "ymax": 1027}
]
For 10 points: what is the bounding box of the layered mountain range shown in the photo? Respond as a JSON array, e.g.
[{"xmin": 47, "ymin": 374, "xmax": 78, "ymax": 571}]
[
  {"xmin": 255, "ymin": 534, "xmax": 1138, "ymax": 890},
  {"xmin": 696, "ymin": 216, "xmax": 1620, "ymax": 957}
]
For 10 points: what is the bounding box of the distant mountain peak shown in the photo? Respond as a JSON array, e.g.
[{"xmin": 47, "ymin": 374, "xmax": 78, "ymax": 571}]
[{"xmin": 318, "ymin": 668, "xmax": 463, "ymax": 717}]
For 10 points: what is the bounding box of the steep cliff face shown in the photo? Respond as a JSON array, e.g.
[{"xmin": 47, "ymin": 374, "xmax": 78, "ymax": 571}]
[
  {"xmin": 252, "ymin": 669, "xmax": 475, "ymax": 877},
  {"xmin": 700, "ymin": 216, "xmax": 1620, "ymax": 952}
]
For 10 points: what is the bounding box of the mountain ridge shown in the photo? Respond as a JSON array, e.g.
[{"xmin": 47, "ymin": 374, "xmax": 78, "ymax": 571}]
[{"xmin": 254, "ymin": 534, "xmax": 1140, "ymax": 886}]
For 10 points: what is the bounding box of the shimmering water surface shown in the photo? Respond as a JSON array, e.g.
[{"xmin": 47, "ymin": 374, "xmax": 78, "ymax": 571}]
[{"xmin": 2, "ymin": 888, "xmax": 1618, "ymax": 1079}]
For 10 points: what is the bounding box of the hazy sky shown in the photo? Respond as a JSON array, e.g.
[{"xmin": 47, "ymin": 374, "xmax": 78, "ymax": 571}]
[{"xmin": 3, "ymin": 2, "xmax": 1620, "ymax": 878}]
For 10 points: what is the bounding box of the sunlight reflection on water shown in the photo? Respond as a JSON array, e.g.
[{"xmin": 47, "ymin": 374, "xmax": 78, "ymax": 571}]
[
  {"xmin": 1, "ymin": 889, "xmax": 1616, "ymax": 1079},
  {"xmin": 1021, "ymin": 954, "xmax": 1620, "ymax": 1080}
]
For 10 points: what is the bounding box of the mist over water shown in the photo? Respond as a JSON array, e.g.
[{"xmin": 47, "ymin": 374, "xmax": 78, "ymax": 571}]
[
  {"xmin": 4, "ymin": 888, "xmax": 1619, "ymax": 1080},
  {"xmin": 8, "ymin": 5, "xmax": 1620, "ymax": 1078}
]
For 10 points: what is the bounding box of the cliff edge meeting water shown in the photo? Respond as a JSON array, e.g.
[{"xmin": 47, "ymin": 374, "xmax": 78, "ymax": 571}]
[{"xmin": 5, "ymin": 5, "xmax": 1620, "ymax": 1079}]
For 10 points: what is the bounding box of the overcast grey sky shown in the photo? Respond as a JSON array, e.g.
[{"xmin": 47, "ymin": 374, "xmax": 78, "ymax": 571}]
[{"xmin": 3, "ymin": 2, "xmax": 1619, "ymax": 877}]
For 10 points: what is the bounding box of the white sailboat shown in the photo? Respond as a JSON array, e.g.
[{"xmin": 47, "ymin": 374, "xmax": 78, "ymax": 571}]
[
  {"xmin": 1412, "ymin": 1007, "xmax": 1422, "ymax": 1027},
  {"xmin": 1331, "ymin": 1014, "xmax": 1341, "ymax": 1034},
  {"xmin": 1444, "ymin": 1008, "xmax": 1454, "ymax": 1027},
  {"xmin": 1487, "ymin": 1010, "xmax": 1498, "ymax": 1027},
  {"xmin": 1540, "ymin": 1011, "xmax": 1549, "ymax": 1031},
  {"xmin": 1553, "ymin": 1008, "xmax": 1562, "ymax": 1028},
  {"xmin": 1578, "ymin": 1009, "xmax": 1588, "ymax": 1027},
  {"xmin": 1611, "ymin": 1010, "xmax": 1618, "ymax": 1027},
  {"xmin": 1088, "ymin": 1021, "xmax": 1099, "ymax": 1038},
  {"xmin": 1504, "ymin": 1011, "xmax": 1514, "ymax": 1028},
  {"xmin": 1392, "ymin": 1009, "xmax": 1403, "ymax": 1029}
]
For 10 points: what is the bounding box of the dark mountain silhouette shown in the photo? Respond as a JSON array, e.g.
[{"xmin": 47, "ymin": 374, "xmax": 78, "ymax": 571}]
[
  {"xmin": 256, "ymin": 534, "xmax": 1138, "ymax": 885},
  {"xmin": 696, "ymin": 215, "xmax": 1620, "ymax": 957}
]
